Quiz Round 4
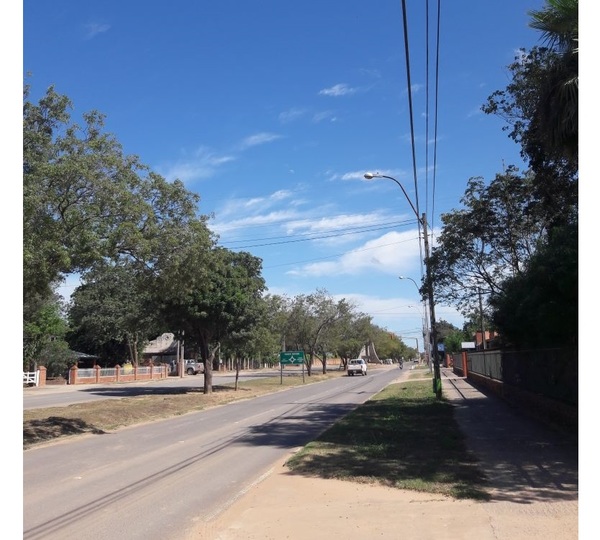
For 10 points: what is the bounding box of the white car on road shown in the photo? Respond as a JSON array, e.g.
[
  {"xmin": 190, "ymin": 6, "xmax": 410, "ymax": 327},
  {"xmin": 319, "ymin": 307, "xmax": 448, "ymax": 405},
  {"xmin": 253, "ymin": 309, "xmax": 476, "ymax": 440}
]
[{"xmin": 347, "ymin": 359, "xmax": 367, "ymax": 376}]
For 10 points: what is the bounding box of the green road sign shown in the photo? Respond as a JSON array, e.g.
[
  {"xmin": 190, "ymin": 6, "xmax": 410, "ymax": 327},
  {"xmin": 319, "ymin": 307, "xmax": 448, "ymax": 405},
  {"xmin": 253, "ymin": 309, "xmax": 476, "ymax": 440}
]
[{"xmin": 279, "ymin": 351, "xmax": 305, "ymax": 365}]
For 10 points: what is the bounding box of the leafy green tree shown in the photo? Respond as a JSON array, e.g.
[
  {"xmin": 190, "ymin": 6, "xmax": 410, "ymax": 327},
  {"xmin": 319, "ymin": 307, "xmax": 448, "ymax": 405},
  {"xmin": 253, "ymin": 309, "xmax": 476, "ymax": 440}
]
[
  {"xmin": 23, "ymin": 293, "xmax": 70, "ymax": 372},
  {"xmin": 282, "ymin": 290, "xmax": 356, "ymax": 375},
  {"xmin": 489, "ymin": 223, "xmax": 577, "ymax": 347},
  {"xmin": 333, "ymin": 314, "xmax": 374, "ymax": 369},
  {"xmin": 158, "ymin": 242, "xmax": 266, "ymax": 393},
  {"xmin": 311, "ymin": 296, "xmax": 358, "ymax": 374},
  {"xmin": 436, "ymin": 320, "xmax": 460, "ymax": 341},
  {"xmin": 67, "ymin": 262, "xmax": 162, "ymax": 365},
  {"xmin": 265, "ymin": 294, "xmax": 291, "ymax": 343},
  {"xmin": 429, "ymin": 168, "xmax": 547, "ymax": 316},
  {"xmin": 24, "ymin": 85, "xmax": 202, "ymax": 359},
  {"xmin": 482, "ymin": 0, "xmax": 578, "ymax": 226},
  {"xmin": 434, "ymin": 320, "xmax": 470, "ymax": 356},
  {"xmin": 24, "ymin": 86, "xmax": 148, "ymax": 297},
  {"xmin": 443, "ymin": 331, "xmax": 468, "ymax": 356},
  {"xmin": 470, "ymin": 0, "xmax": 578, "ymax": 348}
]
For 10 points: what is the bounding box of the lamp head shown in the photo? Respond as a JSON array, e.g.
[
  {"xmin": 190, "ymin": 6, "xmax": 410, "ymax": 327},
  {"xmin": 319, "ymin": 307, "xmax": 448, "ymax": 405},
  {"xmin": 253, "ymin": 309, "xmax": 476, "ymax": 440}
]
[{"xmin": 364, "ymin": 172, "xmax": 376, "ymax": 180}]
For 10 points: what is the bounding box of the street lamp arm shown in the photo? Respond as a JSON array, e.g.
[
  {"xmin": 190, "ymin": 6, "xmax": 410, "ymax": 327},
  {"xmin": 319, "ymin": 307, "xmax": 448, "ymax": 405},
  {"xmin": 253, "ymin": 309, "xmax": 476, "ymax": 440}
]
[
  {"xmin": 399, "ymin": 275, "xmax": 419, "ymax": 291},
  {"xmin": 364, "ymin": 172, "xmax": 420, "ymax": 222}
]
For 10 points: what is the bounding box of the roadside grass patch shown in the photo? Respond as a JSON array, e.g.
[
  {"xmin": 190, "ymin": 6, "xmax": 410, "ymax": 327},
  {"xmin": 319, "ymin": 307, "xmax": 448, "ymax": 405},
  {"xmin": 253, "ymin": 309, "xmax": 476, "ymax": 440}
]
[{"xmin": 286, "ymin": 380, "xmax": 489, "ymax": 500}]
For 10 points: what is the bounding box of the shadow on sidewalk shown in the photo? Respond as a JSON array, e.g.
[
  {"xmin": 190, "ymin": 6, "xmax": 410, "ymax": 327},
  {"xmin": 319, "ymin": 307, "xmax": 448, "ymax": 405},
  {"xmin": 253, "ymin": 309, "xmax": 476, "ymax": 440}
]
[{"xmin": 443, "ymin": 373, "xmax": 578, "ymax": 504}]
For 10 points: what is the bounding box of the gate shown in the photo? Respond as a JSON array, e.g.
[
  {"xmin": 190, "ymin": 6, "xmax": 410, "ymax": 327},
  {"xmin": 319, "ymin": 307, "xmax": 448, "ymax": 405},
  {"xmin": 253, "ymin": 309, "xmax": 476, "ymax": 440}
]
[{"xmin": 23, "ymin": 371, "xmax": 39, "ymax": 386}]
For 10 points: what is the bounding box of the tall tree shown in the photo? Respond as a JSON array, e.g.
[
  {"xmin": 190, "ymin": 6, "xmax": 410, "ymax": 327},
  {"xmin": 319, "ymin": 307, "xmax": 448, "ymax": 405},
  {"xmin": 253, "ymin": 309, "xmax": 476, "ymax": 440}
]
[
  {"xmin": 24, "ymin": 86, "xmax": 202, "ymax": 358},
  {"xmin": 283, "ymin": 290, "xmax": 354, "ymax": 375},
  {"xmin": 482, "ymin": 0, "xmax": 578, "ymax": 222},
  {"xmin": 489, "ymin": 223, "xmax": 577, "ymax": 348},
  {"xmin": 473, "ymin": 0, "xmax": 578, "ymax": 348},
  {"xmin": 333, "ymin": 314, "xmax": 374, "ymax": 368},
  {"xmin": 429, "ymin": 168, "xmax": 547, "ymax": 316},
  {"xmin": 157, "ymin": 241, "xmax": 266, "ymax": 394},
  {"xmin": 23, "ymin": 292, "xmax": 70, "ymax": 372},
  {"xmin": 528, "ymin": 0, "xmax": 578, "ymax": 160}
]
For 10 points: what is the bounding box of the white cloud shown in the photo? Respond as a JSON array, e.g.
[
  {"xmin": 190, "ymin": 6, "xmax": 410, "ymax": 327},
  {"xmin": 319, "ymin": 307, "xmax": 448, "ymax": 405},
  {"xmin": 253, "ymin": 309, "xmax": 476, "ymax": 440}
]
[
  {"xmin": 217, "ymin": 189, "xmax": 299, "ymax": 217},
  {"xmin": 278, "ymin": 108, "xmax": 306, "ymax": 123},
  {"xmin": 157, "ymin": 146, "xmax": 235, "ymax": 184},
  {"xmin": 239, "ymin": 132, "xmax": 282, "ymax": 149},
  {"xmin": 289, "ymin": 229, "xmax": 421, "ymax": 278},
  {"xmin": 83, "ymin": 23, "xmax": 110, "ymax": 40},
  {"xmin": 312, "ymin": 111, "xmax": 337, "ymax": 123},
  {"xmin": 210, "ymin": 190, "xmax": 309, "ymax": 236},
  {"xmin": 319, "ymin": 83, "xmax": 357, "ymax": 97},
  {"xmin": 158, "ymin": 132, "xmax": 282, "ymax": 185}
]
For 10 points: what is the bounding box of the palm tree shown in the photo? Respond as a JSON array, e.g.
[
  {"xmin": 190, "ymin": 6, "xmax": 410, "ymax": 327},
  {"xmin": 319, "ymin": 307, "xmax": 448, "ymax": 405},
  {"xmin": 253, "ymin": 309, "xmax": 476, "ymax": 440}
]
[
  {"xmin": 529, "ymin": 0, "xmax": 578, "ymax": 54},
  {"xmin": 528, "ymin": 0, "xmax": 578, "ymax": 161}
]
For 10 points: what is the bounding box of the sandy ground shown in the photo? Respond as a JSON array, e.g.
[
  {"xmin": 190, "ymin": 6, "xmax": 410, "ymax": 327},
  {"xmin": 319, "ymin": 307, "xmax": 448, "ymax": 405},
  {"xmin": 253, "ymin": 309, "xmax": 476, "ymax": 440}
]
[
  {"xmin": 185, "ymin": 371, "xmax": 579, "ymax": 540},
  {"xmin": 186, "ymin": 453, "xmax": 577, "ymax": 540}
]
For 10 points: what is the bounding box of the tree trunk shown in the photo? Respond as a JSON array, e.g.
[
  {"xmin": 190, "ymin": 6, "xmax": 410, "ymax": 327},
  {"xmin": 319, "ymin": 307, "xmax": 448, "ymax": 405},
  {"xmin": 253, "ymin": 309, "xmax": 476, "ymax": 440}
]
[
  {"xmin": 203, "ymin": 342, "xmax": 220, "ymax": 395},
  {"xmin": 234, "ymin": 357, "xmax": 240, "ymax": 391}
]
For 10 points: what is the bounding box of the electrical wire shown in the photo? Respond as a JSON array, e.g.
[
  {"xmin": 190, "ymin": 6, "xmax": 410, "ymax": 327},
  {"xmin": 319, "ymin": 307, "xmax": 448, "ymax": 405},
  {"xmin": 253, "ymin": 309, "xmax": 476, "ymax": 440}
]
[{"xmin": 430, "ymin": 0, "xmax": 442, "ymax": 234}]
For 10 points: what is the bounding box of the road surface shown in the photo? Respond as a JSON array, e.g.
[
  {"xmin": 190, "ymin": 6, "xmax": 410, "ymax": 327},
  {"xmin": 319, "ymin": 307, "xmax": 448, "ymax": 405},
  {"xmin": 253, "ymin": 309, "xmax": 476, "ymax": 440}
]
[{"xmin": 24, "ymin": 366, "xmax": 404, "ymax": 540}]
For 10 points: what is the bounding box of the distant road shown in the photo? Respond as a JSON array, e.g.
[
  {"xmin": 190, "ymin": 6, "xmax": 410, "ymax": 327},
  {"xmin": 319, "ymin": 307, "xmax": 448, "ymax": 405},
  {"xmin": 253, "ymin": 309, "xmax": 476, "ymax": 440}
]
[
  {"xmin": 22, "ymin": 370, "xmax": 281, "ymax": 410},
  {"xmin": 24, "ymin": 366, "xmax": 404, "ymax": 540}
]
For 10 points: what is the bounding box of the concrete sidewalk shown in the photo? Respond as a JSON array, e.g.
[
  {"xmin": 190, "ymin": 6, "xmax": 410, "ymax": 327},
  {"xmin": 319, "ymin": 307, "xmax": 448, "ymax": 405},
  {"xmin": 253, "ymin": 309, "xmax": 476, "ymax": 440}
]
[{"xmin": 191, "ymin": 369, "xmax": 579, "ymax": 540}]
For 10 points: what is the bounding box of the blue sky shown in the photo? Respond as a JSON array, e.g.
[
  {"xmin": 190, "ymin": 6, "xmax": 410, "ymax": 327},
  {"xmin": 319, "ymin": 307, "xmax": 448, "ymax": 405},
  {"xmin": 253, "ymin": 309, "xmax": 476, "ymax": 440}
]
[{"xmin": 21, "ymin": 0, "xmax": 569, "ymax": 352}]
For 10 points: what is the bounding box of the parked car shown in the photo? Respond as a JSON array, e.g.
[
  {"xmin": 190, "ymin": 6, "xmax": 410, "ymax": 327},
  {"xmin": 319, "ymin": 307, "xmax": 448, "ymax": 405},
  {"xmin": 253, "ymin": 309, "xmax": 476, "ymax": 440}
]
[{"xmin": 185, "ymin": 360, "xmax": 204, "ymax": 375}]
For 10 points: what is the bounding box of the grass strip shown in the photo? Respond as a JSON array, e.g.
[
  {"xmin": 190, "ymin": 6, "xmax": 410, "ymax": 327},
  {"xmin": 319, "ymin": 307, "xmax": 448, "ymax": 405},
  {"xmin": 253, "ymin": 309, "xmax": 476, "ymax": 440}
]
[{"xmin": 286, "ymin": 379, "xmax": 490, "ymax": 500}]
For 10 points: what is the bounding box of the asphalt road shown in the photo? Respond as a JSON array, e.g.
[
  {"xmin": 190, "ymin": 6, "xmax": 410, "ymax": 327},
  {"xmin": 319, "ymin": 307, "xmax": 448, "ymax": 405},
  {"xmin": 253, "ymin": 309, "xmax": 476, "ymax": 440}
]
[{"xmin": 23, "ymin": 366, "xmax": 405, "ymax": 540}]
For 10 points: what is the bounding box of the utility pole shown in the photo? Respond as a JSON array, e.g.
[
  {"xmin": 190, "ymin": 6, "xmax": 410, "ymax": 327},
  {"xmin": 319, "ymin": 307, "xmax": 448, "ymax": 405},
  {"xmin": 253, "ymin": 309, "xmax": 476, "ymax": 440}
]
[
  {"xmin": 478, "ymin": 287, "xmax": 486, "ymax": 350},
  {"xmin": 364, "ymin": 173, "xmax": 442, "ymax": 400},
  {"xmin": 421, "ymin": 213, "xmax": 441, "ymax": 399}
]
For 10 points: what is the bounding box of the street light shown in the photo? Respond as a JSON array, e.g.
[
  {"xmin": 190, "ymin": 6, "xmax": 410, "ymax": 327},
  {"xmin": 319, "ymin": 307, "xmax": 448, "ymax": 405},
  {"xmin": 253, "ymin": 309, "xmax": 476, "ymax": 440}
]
[
  {"xmin": 365, "ymin": 172, "xmax": 442, "ymax": 399},
  {"xmin": 401, "ymin": 276, "xmax": 432, "ymax": 371}
]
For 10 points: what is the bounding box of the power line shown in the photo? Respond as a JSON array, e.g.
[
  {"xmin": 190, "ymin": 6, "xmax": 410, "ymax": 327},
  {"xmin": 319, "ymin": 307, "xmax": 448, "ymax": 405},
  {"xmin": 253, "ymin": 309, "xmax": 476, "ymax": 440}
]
[
  {"xmin": 262, "ymin": 235, "xmax": 420, "ymax": 269},
  {"xmin": 217, "ymin": 217, "xmax": 417, "ymax": 248},
  {"xmin": 430, "ymin": 0, "xmax": 442, "ymax": 233}
]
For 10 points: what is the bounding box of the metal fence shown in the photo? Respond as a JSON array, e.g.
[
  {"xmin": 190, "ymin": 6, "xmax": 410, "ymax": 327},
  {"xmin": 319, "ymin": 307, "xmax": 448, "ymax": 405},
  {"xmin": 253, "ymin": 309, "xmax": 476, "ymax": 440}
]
[
  {"xmin": 457, "ymin": 347, "xmax": 576, "ymax": 408},
  {"xmin": 502, "ymin": 348, "xmax": 576, "ymax": 407},
  {"xmin": 467, "ymin": 350, "xmax": 503, "ymax": 380}
]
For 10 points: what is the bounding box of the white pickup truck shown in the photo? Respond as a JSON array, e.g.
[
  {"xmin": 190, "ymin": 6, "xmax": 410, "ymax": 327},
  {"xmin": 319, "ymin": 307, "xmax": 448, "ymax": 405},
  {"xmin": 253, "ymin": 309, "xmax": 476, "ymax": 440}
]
[{"xmin": 347, "ymin": 358, "xmax": 368, "ymax": 376}]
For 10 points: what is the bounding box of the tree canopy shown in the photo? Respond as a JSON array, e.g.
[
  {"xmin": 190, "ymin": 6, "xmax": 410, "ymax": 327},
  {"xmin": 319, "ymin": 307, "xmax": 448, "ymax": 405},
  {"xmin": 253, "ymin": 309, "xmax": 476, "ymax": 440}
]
[{"xmin": 430, "ymin": 0, "xmax": 577, "ymax": 349}]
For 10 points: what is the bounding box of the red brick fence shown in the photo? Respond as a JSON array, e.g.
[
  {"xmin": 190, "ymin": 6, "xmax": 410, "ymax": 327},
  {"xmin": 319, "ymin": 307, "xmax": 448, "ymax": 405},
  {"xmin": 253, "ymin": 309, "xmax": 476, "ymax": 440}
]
[{"xmin": 24, "ymin": 364, "xmax": 169, "ymax": 387}]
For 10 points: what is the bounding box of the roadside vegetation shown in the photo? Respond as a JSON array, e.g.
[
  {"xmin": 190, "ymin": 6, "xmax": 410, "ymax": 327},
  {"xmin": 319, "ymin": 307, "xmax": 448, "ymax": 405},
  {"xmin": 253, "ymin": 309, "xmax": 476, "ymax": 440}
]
[
  {"xmin": 24, "ymin": 365, "xmax": 489, "ymax": 500},
  {"xmin": 286, "ymin": 371, "xmax": 489, "ymax": 500}
]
